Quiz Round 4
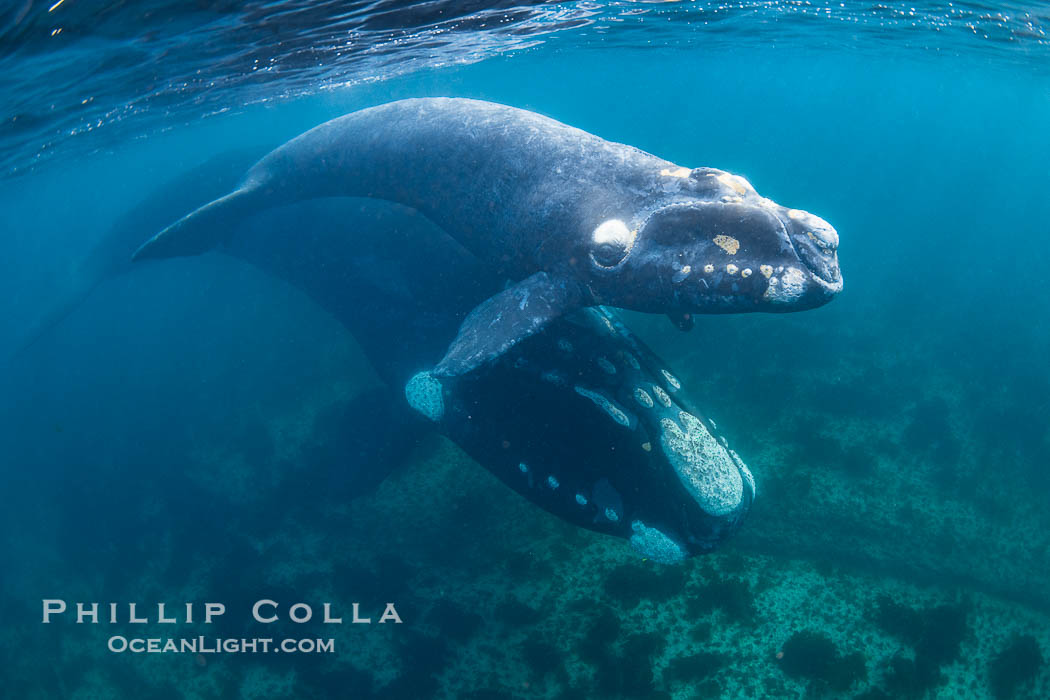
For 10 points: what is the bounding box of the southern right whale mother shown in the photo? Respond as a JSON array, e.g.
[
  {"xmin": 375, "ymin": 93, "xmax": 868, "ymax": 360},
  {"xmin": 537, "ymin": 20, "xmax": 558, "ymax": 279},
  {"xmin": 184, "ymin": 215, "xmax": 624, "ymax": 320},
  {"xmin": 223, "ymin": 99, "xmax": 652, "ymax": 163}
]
[{"xmin": 134, "ymin": 97, "xmax": 843, "ymax": 376}]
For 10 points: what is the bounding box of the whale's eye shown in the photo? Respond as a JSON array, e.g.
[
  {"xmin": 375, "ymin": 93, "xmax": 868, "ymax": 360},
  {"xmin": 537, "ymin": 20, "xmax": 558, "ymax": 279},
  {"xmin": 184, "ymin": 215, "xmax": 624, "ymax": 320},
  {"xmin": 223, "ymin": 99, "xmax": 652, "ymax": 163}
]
[
  {"xmin": 593, "ymin": 240, "xmax": 628, "ymax": 267},
  {"xmin": 591, "ymin": 219, "xmax": 634, "ymax": 268}
]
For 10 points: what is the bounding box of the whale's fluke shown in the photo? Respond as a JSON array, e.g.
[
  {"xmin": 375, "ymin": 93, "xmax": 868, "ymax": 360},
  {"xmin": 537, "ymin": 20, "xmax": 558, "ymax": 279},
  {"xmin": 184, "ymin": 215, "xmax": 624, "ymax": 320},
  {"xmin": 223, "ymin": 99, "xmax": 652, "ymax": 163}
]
[{"xmin": 132, "ymin": 186, "xmax": 261, "ymax": 262}]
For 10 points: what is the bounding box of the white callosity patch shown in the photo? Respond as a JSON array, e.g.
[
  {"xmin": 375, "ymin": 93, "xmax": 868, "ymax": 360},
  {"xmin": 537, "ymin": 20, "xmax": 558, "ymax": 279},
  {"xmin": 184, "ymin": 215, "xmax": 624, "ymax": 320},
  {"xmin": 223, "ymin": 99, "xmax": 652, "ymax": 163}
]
[
  {"xmin": 634, "ymin": 387, "xmax": 654, "ymax": 408},
  {"xmin": 518, "ymin": 462, "xmax": 529, "ymax": 473},
  {"xmin": 592, "ymin": 219, "xmax": 634, "ymax": 247},
  {"xmin": 547, "ymin": 475, "xmax": 560, "ymax": 489},
  {"xmin": 405, "ymin": 371, "xmax": 444, "ymax": 422},
  {"xmin": 661, "ymin": 369, "xmax": 681, "ymax": 391},
  {"xmin": 715, "ymin": 172, "xmax": 755, "ymax": 196},
  {"xmin": 730, "ymin": 449, "xmax": 756, "ymax": 498},
  {"xmin": 604, "ymin": 507, "xmax": 620, "ymax": 523},
  {"xmin": 660, "ymin": 411, "xmax": 744, "ymax": 517},
  {"xmin": 575, "ymin": 493, "xmax": 588, "ymax": 506},
  {"xmin": 574, "ymin": 386, "xmax": 631, "ymax": 428},
  {"xmin": 660, "ymin": 166, "xmax": 691, "ymax": 178},
  {"xmin": 591, "ymin": 219, "xmax": 636, "ymax": 267},
  {"xmin": 788, "ymin": 208, "xmax": 839, "ymax": 250},
  {"xmin": 764, "ymin": 266, "xmax": 806, "ymax": 304},
  {"xmin": 652, "ymin": 384, "xmax": 672, "ymax": 408},
  {"xmin": 629, "ymin": 521, "xmax": 687, "ymax": 564}
]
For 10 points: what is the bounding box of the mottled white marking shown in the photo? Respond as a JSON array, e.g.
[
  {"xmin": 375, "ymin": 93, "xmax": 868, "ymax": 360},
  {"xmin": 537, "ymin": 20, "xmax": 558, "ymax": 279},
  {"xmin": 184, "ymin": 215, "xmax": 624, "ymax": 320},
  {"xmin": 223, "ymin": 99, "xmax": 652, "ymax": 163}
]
[
  {"xmin": 760, "ymin": 264, "xmax": 773, "ymax": 278},
  {"xmin": 629, "ymin": 521, "xmax": 686, "ymax": 563},
  {"xmin": 703, "ymin": 264, "xmax": 715, "ymax": 274},
  {"xmin": 661, "ymin": 369, "xmax": 681, "ymax": 391},
  {"xmin": 574, "ymin": 386, "xmax": 631, "ymax": 428},
  {"xmin": 604, "ymin": 507, "xmax": 620, "ymax": 522},
  {"xmin": 575, "ymin": 493, "xmax": 588, "ymax": 506},
  {"xmin": 641, "ymin": 442, "xmax": 652, "ymax": 452},
  {"xmin": 547, "ymin": 475, "xmax": 560, "ymax": 489},
  {"xmin": 405, "ymin": 371, "xmax": 443, "ymax": 422},
  {"xmin": 726, "ymin": 264, "xmax": 739, "ymax": 275},
  {"xmin": 519, "ymin": 462, "xmax": 529, "ymax": 473},
  {"xmin": 634, "ymin": 387, "xmax": 654, "ymax": 408},
  {"xmin": 597, "ymin": 356, "xmax": 617, "ymax": 375},
  {"xmin": 659, "ymin": 411, "xmax": 744, "ymax": 517},
  {"xmin": 741, "ymin": 268, "xmax": 752, "ymax": 278},
  {"xmin": 763, "ymin": 266, "xmax": 806, "ymax": 304},
  {"xmin": 672, "ymin": 264, "xmax": 692, "ymax": 283},
  {"xmin": 652, "ymin": 384, "xmax": 672, "ymax": 408}
]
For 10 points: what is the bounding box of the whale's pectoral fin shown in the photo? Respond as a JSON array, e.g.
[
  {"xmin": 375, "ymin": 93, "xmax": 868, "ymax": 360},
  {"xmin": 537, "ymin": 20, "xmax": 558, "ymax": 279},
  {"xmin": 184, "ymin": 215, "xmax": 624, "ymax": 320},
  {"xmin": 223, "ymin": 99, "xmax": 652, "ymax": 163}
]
[{"xmin": 434, "ymin": 272, "xmax": 589, "ymax": 377}]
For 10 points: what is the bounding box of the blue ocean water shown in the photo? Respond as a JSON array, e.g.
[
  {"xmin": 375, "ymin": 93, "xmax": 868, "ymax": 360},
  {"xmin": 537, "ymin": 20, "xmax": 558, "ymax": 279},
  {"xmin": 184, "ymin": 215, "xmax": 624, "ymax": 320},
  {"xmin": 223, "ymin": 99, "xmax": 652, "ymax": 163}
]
[{"xmin": 2, "ymin": 2, "xmax": 1049, "ymax": 698}]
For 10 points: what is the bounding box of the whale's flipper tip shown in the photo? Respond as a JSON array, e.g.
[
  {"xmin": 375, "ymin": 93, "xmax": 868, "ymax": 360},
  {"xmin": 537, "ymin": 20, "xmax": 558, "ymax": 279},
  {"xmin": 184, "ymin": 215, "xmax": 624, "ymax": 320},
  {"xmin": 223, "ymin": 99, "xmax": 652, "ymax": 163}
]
[
  {"xmin": 433, "ymin": 271, "xmax": 587, "ymax": 377},
  {"xmin": 132, "ymin": 187, "xmax": 256, "ymax": 262}
]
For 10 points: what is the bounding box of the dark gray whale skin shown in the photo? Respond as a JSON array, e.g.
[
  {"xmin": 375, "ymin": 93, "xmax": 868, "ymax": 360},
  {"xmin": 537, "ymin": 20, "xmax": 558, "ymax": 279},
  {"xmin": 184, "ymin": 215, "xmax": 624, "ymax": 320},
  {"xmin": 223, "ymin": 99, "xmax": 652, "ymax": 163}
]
[
  {"xmin": 132, "ymin": 98, "xmax": 843, "ymax": 376},
  {"xmin": 18, "ymin": 151, "xmax": 754, "ymax": 561}
]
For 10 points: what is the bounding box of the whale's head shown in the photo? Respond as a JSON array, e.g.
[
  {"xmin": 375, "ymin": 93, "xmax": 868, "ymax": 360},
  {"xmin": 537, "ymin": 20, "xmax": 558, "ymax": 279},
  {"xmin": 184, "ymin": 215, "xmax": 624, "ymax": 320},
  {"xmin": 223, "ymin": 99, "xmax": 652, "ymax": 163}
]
[
  {"xmin": 587, "ymin": 167, "xmax": 842, "ymax": 314},
  {"xmin": 407, "ymin": 307, "xmax": 754, "ymax": 562}
]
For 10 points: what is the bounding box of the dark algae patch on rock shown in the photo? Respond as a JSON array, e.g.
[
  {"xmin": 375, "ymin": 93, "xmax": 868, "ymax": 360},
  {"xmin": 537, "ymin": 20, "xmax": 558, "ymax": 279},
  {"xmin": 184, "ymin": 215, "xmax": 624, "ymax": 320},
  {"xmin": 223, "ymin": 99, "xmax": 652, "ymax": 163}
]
[
  {"xmin": 603, "ymin": 563, "xmax": 686, "ymax": 608},
  {"xmin": 989, "ymin": 634, "xmax": 1044, "ymax": 700},
  {"xmin": 573, "ymin": 605, "xmax": 671, "ymax": 699},
  {"xmin": 777, "ymin": 630, "xmax": 867, "ymax": 693},
  {"xmin": 521, "ymin": 632, "xmax": 567, "ymax": 681},
  {"xmin": 686, "ymin": 575, "xmax": 756, "ymax": 624},
  {"xmin": 870, "ymin": 594, "xmax": 970, "ymax": 696}
]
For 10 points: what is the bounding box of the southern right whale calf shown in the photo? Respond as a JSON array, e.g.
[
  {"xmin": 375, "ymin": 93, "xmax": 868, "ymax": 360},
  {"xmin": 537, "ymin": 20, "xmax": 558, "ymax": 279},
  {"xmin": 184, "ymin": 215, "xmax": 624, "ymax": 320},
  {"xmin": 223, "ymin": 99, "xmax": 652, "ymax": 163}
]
[
  {"xmin": 132, "ymin": 97, "xmax": 843, "ymax": 376},
  {"xmin": 231, "ymin": 199, "xmax": 754, "ymax": 561}
]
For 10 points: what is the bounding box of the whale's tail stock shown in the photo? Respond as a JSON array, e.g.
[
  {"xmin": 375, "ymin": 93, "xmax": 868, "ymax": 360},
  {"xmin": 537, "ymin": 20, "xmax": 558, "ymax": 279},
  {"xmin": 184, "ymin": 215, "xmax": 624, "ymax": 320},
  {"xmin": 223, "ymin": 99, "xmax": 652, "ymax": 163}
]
[{"xmin": 132, "ymin": 185, "xmax": 262, "ymax": 262}]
